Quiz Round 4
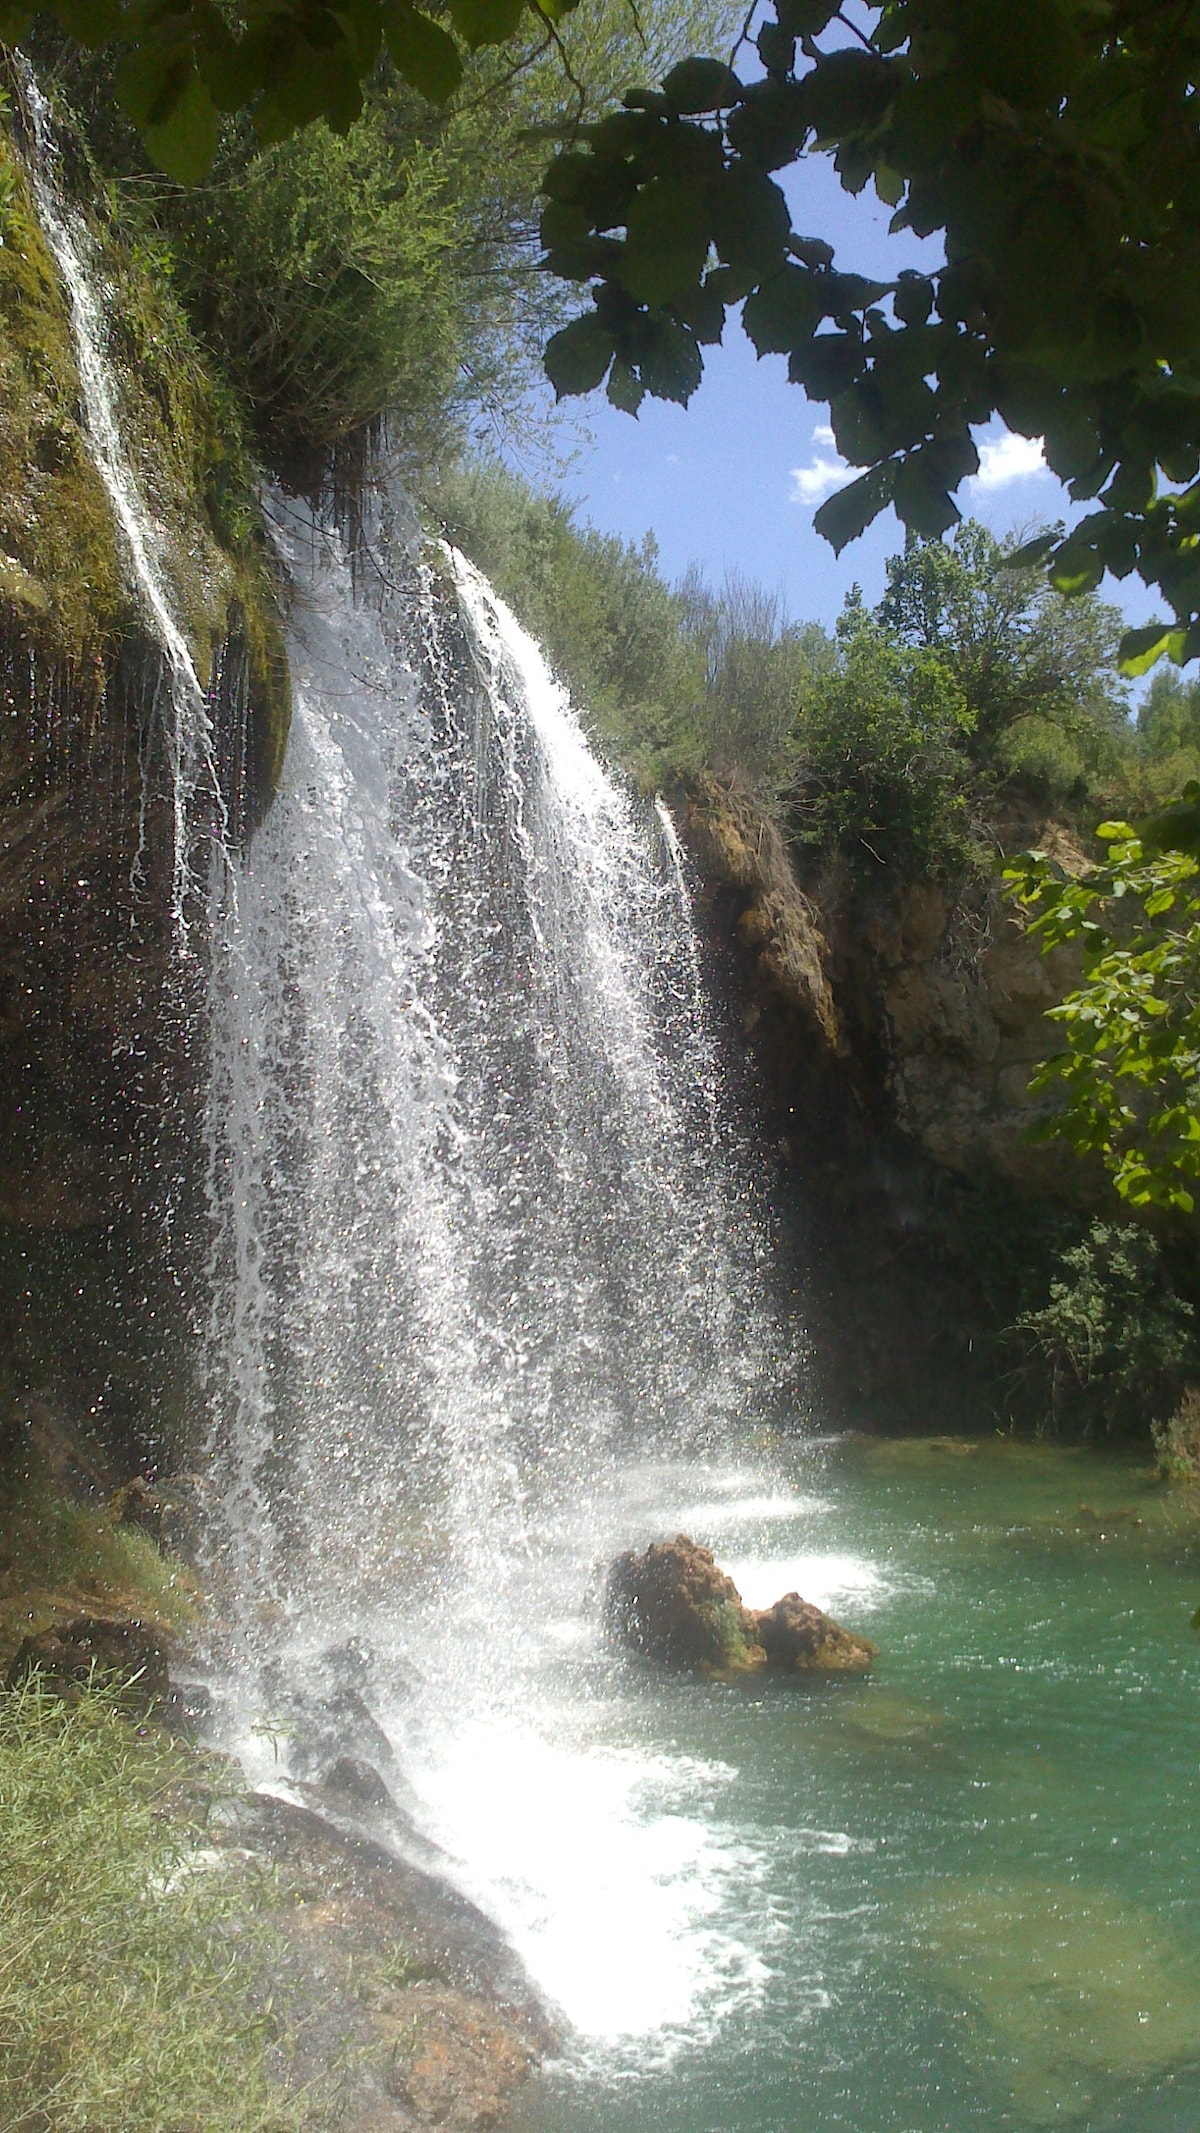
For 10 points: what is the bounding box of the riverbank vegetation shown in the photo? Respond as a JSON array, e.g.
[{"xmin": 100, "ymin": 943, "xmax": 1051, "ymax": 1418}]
[{"xmin": 0, "ymin": 1680, "xmax": 302, "ymax": 2133}]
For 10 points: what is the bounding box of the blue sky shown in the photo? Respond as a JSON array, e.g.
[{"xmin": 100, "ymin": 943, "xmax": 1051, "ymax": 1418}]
[{"xmin": 517, "ymin": 151, "xmax": 1163, "ymax": 648}]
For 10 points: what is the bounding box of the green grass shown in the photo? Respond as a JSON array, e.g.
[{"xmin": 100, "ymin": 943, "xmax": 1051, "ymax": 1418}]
[
  {"xmin": 0, "ymin": 1679, "xmax": 310, "ymax": 2133},
  {"xmin": 0, "ymin": 1468, "xmax": 198, "ymax": 1672}
]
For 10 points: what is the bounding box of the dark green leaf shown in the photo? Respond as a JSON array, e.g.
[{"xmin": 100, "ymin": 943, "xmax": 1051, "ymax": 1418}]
[
  {"xmin": 775, "ymin": 0, "xmax": 838, "ymax": 33},
  {"xmin": 893, "ymin": 455, "xmax": 960, "ymax": 538},
  {"xmin": 813, "ymin": 461, "xmax": 895, "ymax": 550},
  {"xmin": 798, "ymin": 46, "xmax": 895, "ymax": 141},
  {"xmin": 544, "ymin": 311, "xmax": 615, "ymax": 399},
  {"xmin": 668, "ymin": 278, "xmax": 727, "ymax": 345},
  {"xmin": 743, "ymin": 264, "xmax": 828, "ymax": 355},
  {"xmin": 710, "ymin": 165, "xmax": 789, "ymax": 294},
  {"xmin": 636, "ymin": 313, "xmax": 702, "ymax": 401},
  {"xmin": 449, "ymin": 0, "xmax": 523, "ymax": 50},
  {"xmin": 660, "ymin": 58, "xmax": 741, "ymax": 113},
  {"xmin": 757, "ymin": 23, "xmax": 795, "ymax": 78},
  {"xmin": 1117, "ymin": 624, "xmax": 1187, "ymax": 679},
  {"xmin": 726, "ymin": 81, "xmax": 810, "ymax": 168},
  {"xmin": 382, "ymin": 3, "xmax": 462, "ymax": 99},
  {"xmin": 893, "ymin": 271, "xmax": 933, "ymax": 327},
  {"xmin": 790, "ymin": 234, "xmax": 834, "ymax": 269},
  {"xmin": 1006, "ymin": 531, "xmax": 1056, "ymax": 570},
  {"xmin": 788, "ymin": 330, "xmax": 862, "ymax": 397},
  {"xmin": 143, "ymin": 72, "xmax": 220, "ymax": 180},
  {"xmin": 618, "ymin": 175, "xmax": 712, "ymax": 306},
  {"xmin": 117, "ymin": 42, "xmax": 192, "ymax": 130},
  {"xmin": 53, "ymin": 0, "xmax": 121, "ymax": 43},
  {"xmin": 607, "ymin": 358, "xmax": 645, "ymax": 413},
  {"xmin": 828, "ymin": 270, "xmax": 888, "ymax": 316}
]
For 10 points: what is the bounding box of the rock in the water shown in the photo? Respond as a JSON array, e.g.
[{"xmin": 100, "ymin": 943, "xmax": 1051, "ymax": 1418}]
[
  {"xmin": 606, "ymin": 1535, "xmax": 764, "ymax": 1671},
  {"xmin": 322, "ymin": 1756, "xmax": 394, "ymax": 1810},
  {"xmin": 5, "ymin": 1616, "xmax": 171, "ymax": 1704},
  {"xmin": 750, "ymin": 1591, "xmax": 875, "ymax": 1673},
  {"xmin": 606, "ymin": 1535, "xmax": 874, "ymax": 1675}
]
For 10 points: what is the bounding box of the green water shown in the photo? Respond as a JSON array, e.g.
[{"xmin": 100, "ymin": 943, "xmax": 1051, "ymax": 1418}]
[{"xmin": 512, "ymin": 1436, "xmax": 1200, "ymax": 2133}]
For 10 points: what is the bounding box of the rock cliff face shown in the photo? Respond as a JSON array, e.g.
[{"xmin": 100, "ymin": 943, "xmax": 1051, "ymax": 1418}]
[
  {"xmin": 686, "ymin": 783, "xmax": 1112, "ymax": 1432},
  {"xmin": 0, "ymin": 89, "xmax": 290, "ymax": 1467}
]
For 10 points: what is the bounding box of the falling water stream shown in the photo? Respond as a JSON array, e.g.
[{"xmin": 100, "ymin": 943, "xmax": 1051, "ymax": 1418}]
[
  {"xmin": 16, "ymin": 63, "xmax": 222, "ymax": 934},
  {"xmin": 22, "ymin": 119, "xmax": 1200, "ymax": 2130}
]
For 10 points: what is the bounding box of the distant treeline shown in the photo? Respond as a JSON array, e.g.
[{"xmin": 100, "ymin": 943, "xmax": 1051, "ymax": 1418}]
[{"xmin": 433, "ymin": 460, "xmax": 1198, "ymax": 884}]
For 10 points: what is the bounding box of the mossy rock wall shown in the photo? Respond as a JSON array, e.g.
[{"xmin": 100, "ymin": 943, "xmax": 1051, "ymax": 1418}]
[{"xmin": 0, "ymin": 80, "xmax": 293, "ymax": 1472}]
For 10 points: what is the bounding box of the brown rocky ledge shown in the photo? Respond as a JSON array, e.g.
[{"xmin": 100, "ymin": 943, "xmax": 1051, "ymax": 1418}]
[{"xmin": 606, "ymin": 1534, "xmax": 875, "ymax": 1676}]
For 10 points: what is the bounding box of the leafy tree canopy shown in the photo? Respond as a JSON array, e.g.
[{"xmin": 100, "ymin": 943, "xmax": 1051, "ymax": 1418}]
[
  {"xmin": 1006, "ymin": 806, "xmax": 1200, "ymax": 1214},
  {"xmin": 879, "ymin": 521, "xmax": 1129, "ymax": 758},
  {"xmin": 538, "ymin": 0, "xmax": 1200, "ymax": 681},
  {"xmin": 21, "ymin": 0, "xmax": 1200, "ymax": 696},
  {"xmin": 0, "ymin": 0, "xmax": 579, "ymax": 184}
]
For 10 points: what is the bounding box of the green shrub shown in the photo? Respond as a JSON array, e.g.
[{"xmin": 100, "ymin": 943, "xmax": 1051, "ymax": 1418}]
[
  {"xmin": 0, "ymin": 1463, "xmax": 197, "ymax": 1668},
  {"xmin": 879, "ymin": 521, "xmax": 1134, "ymax": 780},
  {"xmin": 788, "ymin": 605, "xmax": 976, "ymax": 875},
  {"xmin": 1153, "ymin": 1387, "xmax": 1200, "ymax": 1486},
  {"xmin": 1009, "ymin": 1220, "xmax": 1197, "ymax": 1437},
  {"xmin": 0, "ymin": 1680, "xmax": 305, "ymax": 2132}
]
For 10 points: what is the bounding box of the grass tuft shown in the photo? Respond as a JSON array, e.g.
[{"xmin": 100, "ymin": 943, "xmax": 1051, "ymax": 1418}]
[{"xmin": 0, "ymin": 1678, "xmax": 309, "ymax": 2133}]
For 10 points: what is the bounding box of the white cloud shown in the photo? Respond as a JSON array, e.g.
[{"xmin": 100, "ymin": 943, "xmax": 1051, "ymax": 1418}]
[
  {"xmin": 790, "ymin": 424, "xmax": 864, "ymax": 507},
  {"xmin": 789, "ymin": 421, "xmax": 1048, "ymax": 516},
  {"xmin": 970, "ymin": 430, "xmax": 1048, "ymax": 490}
]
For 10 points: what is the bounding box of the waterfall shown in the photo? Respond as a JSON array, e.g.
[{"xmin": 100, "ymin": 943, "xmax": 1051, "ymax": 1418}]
[
  {"xmin": 196, "ymin": 487, "xmax": 790, "ymax": 2054},
  {"xmin": 15, "ymin": 66, "xmax": 222, "ymax": 935},
  {"xmin": 201, "ymin": 490, "xmax": 779, "ymax": 1614},
  {"xmin": 13, "ymin": 107, "xmax": 793, "ymax": 2043}
]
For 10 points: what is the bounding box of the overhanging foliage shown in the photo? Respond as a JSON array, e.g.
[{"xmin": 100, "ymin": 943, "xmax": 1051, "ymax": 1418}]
[{"xmin": 539, "ymin": 0, "xmax": 1200, "ymax": 675}]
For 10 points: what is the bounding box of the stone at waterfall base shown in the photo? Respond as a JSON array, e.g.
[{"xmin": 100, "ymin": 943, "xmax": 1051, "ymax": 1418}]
[{"xmin": 605, "ymin": 1535, "xmax": 875, "ymax": 1675}]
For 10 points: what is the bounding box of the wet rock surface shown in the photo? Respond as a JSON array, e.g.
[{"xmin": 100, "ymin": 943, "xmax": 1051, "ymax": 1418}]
[
  {"xmin": 607, "ymin": 1533, "xmax": 763, "ymax": 1670},
  {"xmin": 606, "ymin": 1535, "xmax": 874, "ymax": 1675},
  {"xmin": 752, "ymin": 1590, "xmax": 876, "ymax": 1673},
  {"xmin": 230, "ymin": 1793, "xmax": 552, "ymax": 2130}
]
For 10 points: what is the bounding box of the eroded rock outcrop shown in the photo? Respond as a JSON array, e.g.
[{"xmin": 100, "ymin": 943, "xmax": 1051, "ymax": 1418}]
[{"xmin": 606, "ymin": 1535, "xmax": 874, "ymax": 1675}]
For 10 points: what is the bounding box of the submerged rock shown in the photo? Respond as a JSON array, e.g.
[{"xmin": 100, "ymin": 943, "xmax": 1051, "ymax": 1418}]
[
  {"xmin": 912, "ymin": 1877, "xmax": 1200, "ymax": 2123},
  {"xmin": 605, "ymin": 1535, "xmax": 874, "ymax": 1675}
]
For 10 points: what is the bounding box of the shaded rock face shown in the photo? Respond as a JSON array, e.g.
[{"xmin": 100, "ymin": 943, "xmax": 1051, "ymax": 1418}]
[
  {"xmin": 6, "ymin": 1613, "xmax": 171, "ymax": 1703},
  {"xmin": 0, "ymin": 102, "xmax": 295, "ymax": 1485},
  {"xmin": 606, "ymin": 1536, "xmax": 874, "ymax": 1676},
  {"xmin": 683, "ymin": 785, "xmax": 1122, "ymax": 1434}
]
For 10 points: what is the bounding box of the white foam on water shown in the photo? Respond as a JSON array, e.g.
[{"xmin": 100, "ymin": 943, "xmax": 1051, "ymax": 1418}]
[
  {"xmin": 674, "ymin": 1492, "xmax": 833, "ymax": 1531},
  {"xmin": 728, "ymin": 1550, "xmax": 897, "ymax": 1616},
  {"xmin": 399, "ymin": 1709, "xmax": 773, "ymax": 2058}
]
